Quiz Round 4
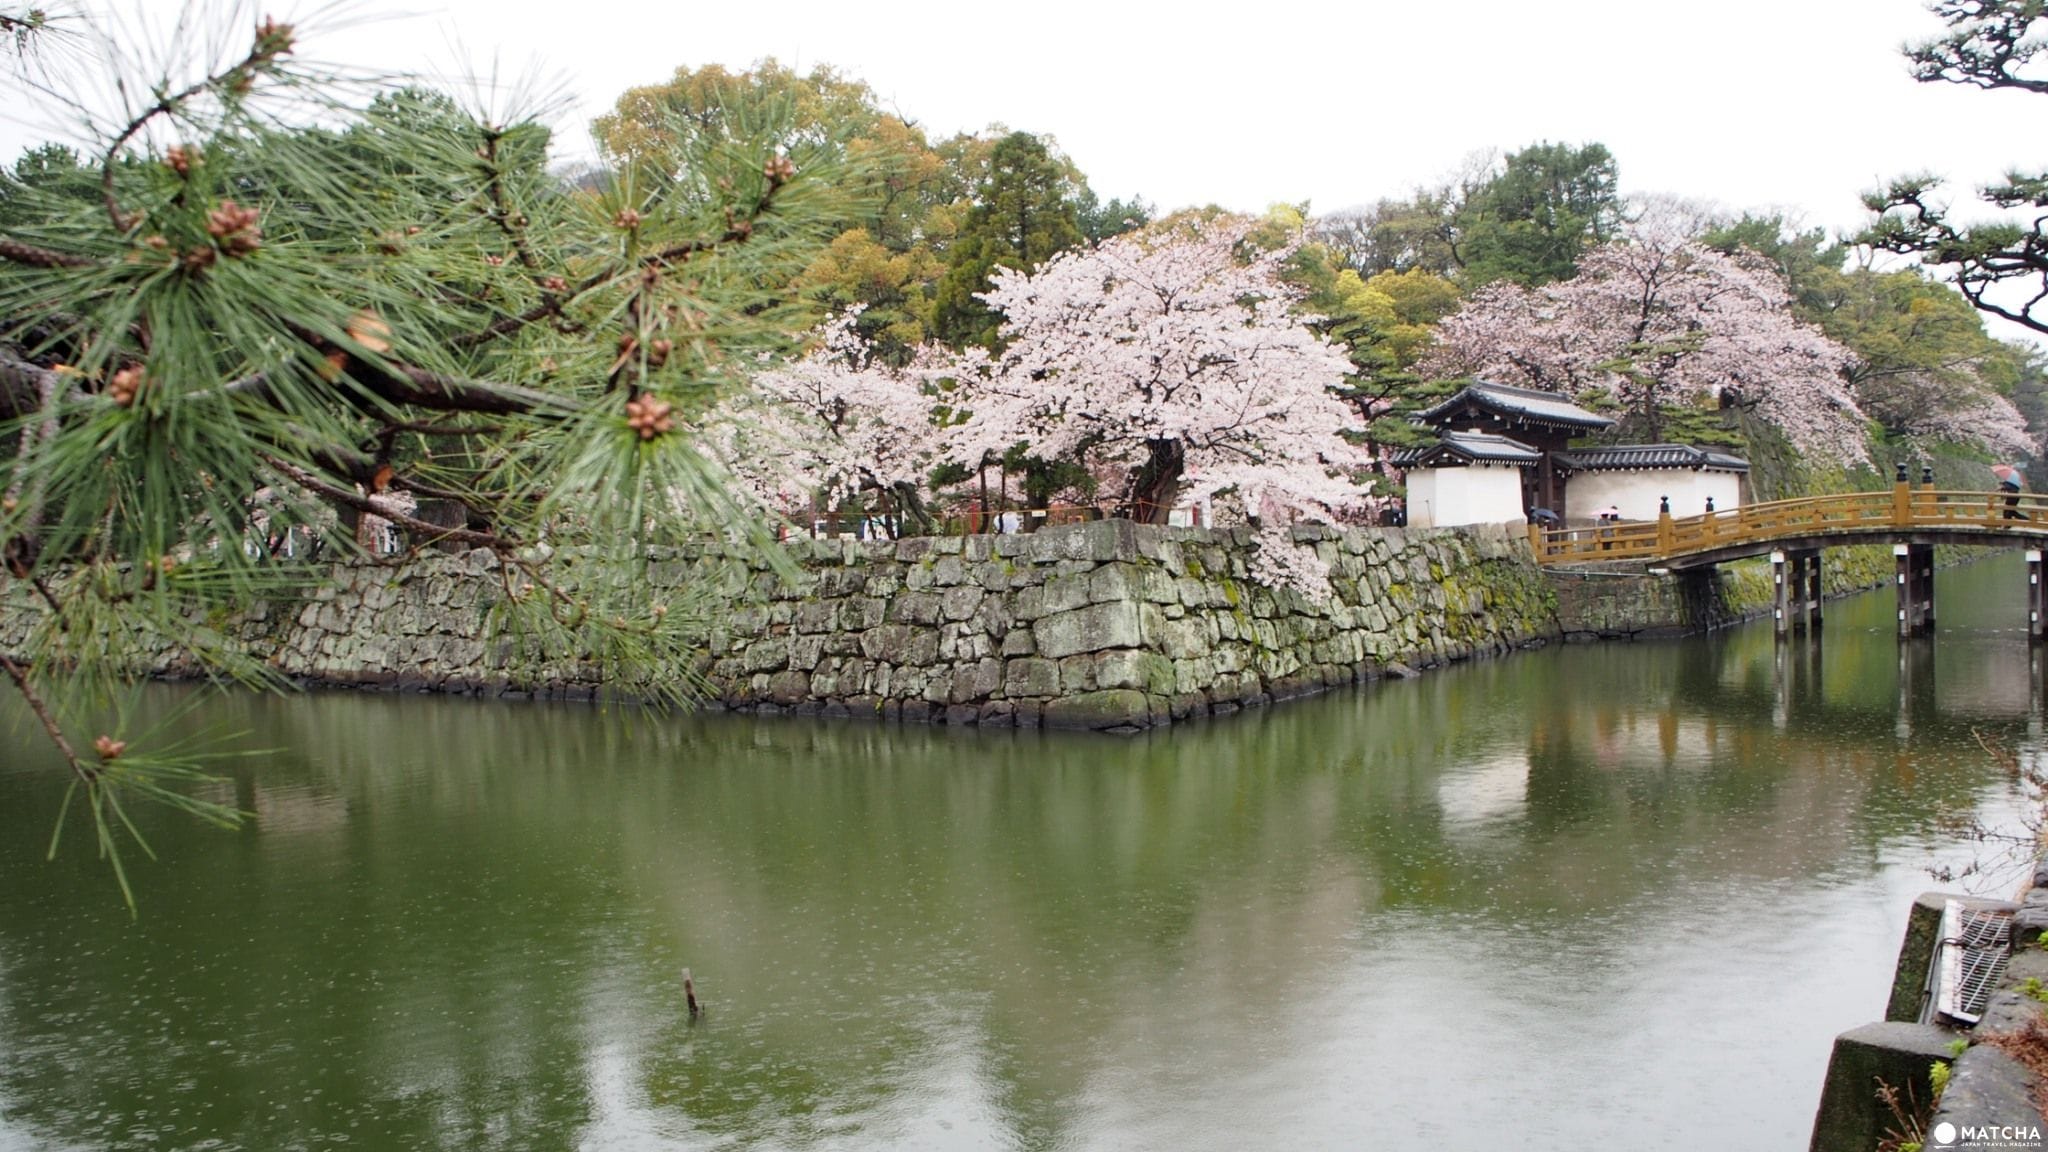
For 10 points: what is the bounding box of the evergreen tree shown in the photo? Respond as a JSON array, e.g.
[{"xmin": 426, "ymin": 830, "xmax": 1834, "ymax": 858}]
[
  {"xmin": 929, "ymin": 131, "xmax": 1085, "ymax": 349},
  {"xmin": 0, "ymin": 8, "xmax": 842, "ymax": 906},
  {"xmin": 1455, "ymin": 141, "xmax": 1621, "ymax": 286}
]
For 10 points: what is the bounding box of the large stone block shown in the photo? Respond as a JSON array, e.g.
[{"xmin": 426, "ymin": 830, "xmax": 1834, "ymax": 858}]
[
  {"xmin": 1004, "ymin": 657, "xmax": 1060, "ymax": 698},
  {"xmin": 1041, "ymin": 519, "xmax": 1140, "ymax": 563},
  {"xmin": 1135, "ymin": 566, "xmax": 1180, "ymax": 604},
  {"xmin": 1034, "ymin": 601, "xmax": 1143, "ymax": 660},
  {"xmin": 765, "ymin": 670, "xmax": 810, "ymax": 705},
  {"xmin": 795, "ymin": 600, "xmax": 838, "ymax": 634},
  {"xmin": 950, "ymin": 658, "xmax": 1003, "ymax": 703},
  {"xmin": 860, "ymin": 623, "xmax": 938, "ymax": 666},
  {"xmin": 941, "ymin": 585, "xmax": 986, "ymax": 622},
  {"xmin": 789, "ymin": 635, "xmax": 825, "ymax": 672},
  {"xmin": 1043, "ymin": 688, "xmax": 1151, "ymax": 730},
  {"xmin": 890, "ymin": 591, "xmax": 943, "ymax": 625},
  {"xmin": 1089, "ymin": 563, "xmax": 1136, "ymax": 604},
  {"xmin": 741, "ymin": 638, "xmax": 788, "ymax": 673},
  {"xmin": 1096, "ymin": 650, "xmax": 1178, "ymax": 695}
]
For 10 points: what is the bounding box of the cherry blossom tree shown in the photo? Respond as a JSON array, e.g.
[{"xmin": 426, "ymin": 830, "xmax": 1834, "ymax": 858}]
[
  {"xmin": 1422, "ymin": 236, "xmax": 1873, "ymax": 468},
  {"xmin": 1858, "ymin": 369, "xmax": 2037, "ymax": 462},
  {"xmin": 716, "ymin": 308, "xmax": 947, "ymax": 533},
  {"xmin": 946, "ymin": 216, "xmax": 1375, "ymax": 525}
]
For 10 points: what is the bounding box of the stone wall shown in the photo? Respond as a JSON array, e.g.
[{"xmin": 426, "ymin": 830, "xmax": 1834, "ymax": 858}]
[
  {"xmin": 695, "ymin": 520, "xmax": 1559, "ymax": 729},
  {"xmin": 1, "ymin": 520, "xmax": 1564, "ymax": 731},
  {"xmin": 1547, "ymin": 544, "xmax": 1917, "ymax": 641}
]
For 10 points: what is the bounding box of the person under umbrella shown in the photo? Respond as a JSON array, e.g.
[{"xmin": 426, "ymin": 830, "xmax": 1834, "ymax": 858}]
[{"xmin": 1995, "ymin": 464, "xmax": 2027, "ymax": 520}]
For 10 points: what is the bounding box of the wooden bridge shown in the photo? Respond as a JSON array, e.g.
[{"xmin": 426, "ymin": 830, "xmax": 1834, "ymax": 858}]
[{"xmin": 1527, "ymin": 483, "xmax": 2048, "ymax": 639}]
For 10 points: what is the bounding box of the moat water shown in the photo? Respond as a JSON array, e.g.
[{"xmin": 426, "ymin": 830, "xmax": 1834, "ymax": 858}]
[{"xmin": 3, "ymin": 555, "xmax": 2043, "ymax": 1150}]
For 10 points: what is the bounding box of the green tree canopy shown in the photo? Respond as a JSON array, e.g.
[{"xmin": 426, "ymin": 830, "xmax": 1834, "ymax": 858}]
[
  {"xmin": 1311, "ymin": 141, "xmax": 1620, "ymax": 288},
  {"xmin": 929, "ymin": 131, "xmax": 1087, "ymax": 349},
  {"xmin": 1455, "ymin": 141, "xmax": 1621, "ymax": 286}
]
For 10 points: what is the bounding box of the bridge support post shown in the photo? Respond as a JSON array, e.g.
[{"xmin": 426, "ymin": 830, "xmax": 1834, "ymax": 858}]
[
  {"xmin": 1895, "ymin": 542, "xmax": 1935, "ymax": 638},
  {"xmin": 1805, "ymin": 549, "xmax": 1823, "ymax": 631},
  {"xmin": 2029, "ymin": 550, "xmax": 2046, "ymax": 643},
  {"xmin": 1773, "ymin": 550, "xmax": 1789, "ymax": 637},
  {"xmin": 1782, "ymin": 547, "xmax": 1823, "ymax": 633},
  {"xmin": 1917, "ymin": 543, "xmax": 1935, "ymax": 630}
]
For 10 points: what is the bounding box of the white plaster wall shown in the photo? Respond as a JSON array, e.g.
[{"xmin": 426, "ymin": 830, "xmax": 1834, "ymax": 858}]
[
  {"xmin": 1407, "ymin": 465, "xmax": 1525, "ymax": 528},
  {"xmin": 1567, "ymin": 470, "xmax": 1745, "ymax": 520},
  {"xmin": 1697, "ymin": 471, "xmax": 1742, "ymax": 514},
  {"xmin": 1406, "ymin": 469, "xmax": 1442, "ymax": 528}
]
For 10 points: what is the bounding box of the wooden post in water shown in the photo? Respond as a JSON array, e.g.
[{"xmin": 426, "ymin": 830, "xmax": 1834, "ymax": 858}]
[
  {"xmin": 1773, "ymin": 550, "xmax": 1790, "ymax": 637},
  {"xmin": 1791, "ymin": 551, "xmax": 1810, "ymax": 632},
  {"xmin": 1908, "ymin": 541, "xmax": 1925, "ymax": 627},
  {"xmin": 1895, "ymin": 542, "xmax": 1936, "ymax": 637},
  {"xmin": 2030, "ymin": 550, "xmax": 2046, "ymax": 643},
  {"xmin": 683, "ymin": 967, "xmax": 702, "ymax": 1018},
  {"xmin": 1805, "ymin": 549, "xmax": 1823, "ymax": 631},
  {"xmin": 1895, "ymin": 543, "xmax": 1912, "ymax": 638}
]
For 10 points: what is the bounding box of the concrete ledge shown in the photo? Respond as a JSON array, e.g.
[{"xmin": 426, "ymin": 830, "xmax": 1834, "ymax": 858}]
[{"xmin": 1809, "ymin": 1021, "xmax": 1959, "ymax": 1152}]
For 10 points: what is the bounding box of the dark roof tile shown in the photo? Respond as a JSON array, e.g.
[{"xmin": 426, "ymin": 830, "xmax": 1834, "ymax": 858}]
[
  {"xmin": 1415, "ymin": 380, "xmax": 1616, "ymax": 431},
  {"xmin": 1393, "ymin": 431, "xmax": 1543, "ymax": 468},
  {"xmin": 1553, "ymin": 443, "xmax": 1750, "ymax": 472}
]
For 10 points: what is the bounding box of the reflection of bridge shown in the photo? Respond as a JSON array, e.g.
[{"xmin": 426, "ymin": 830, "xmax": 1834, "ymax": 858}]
[{"xmin": 1529, "ymin": 482, "xmax": 2048, "ymax": 639}]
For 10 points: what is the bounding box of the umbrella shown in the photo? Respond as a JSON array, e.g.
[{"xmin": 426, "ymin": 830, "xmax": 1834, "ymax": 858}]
[
  {"xmin": 1594, "ymin": 505, "xmax": 1622, "ymax": 519},
  {"xmin": 1994, "ymin": 464, "xmax": 2025, "ymax": 490},
  {"xmin": 1530, "ymin": 508, "xmax": 1561, "ymax": 525}
]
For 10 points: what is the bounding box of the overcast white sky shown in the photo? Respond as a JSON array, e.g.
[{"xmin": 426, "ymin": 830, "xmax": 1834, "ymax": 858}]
[{"xmin": 1, "ymin": 0, "xmax": 2033, "ymax": 236}]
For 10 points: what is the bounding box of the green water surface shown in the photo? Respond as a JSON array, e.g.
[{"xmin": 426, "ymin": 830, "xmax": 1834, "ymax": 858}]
[{"xmin": 2, "ymin": 556, "xmax": 2043, "ymax": 1150}]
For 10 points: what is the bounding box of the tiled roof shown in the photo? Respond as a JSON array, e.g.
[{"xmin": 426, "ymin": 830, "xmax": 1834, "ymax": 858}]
[
  {"xmin": 1415, "ymin": 380, "xmax": 1616, "ymax": 431},
  {"xmin": 1393, "ymin": 431, "xmax": 1543, "ymax": 468},
  {"xmin": 1553, "ymin": 443, "xmax": 1750, "ymax": 472}
]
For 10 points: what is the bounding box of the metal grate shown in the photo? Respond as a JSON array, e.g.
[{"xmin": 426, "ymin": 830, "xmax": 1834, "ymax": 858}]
[{"xmin": 1934, "ymin": 899, "xmax": 2014, "ymax": 1025}]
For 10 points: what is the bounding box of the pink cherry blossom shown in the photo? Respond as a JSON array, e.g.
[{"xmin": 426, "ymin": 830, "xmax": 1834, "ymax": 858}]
[
  {"xmin": 950, "ymin": 216, "xmax": 1378, "ymax": 524},
  {"xmin": 1422, "ymin": 237, "xmax": 1873, "ymax": 468},
  {"xmin": 714, "ymin": 307, "xmax": 944, "ymax": 517}
]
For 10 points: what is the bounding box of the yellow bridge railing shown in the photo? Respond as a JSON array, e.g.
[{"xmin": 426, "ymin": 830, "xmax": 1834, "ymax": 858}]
[{"xmin": 1527, "ymin": 487, "xmax": 2048, "ymax": 567}]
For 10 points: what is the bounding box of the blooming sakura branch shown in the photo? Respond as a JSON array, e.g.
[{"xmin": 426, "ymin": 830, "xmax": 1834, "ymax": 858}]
[{"xmin": 1423, "ymin": 237, "xmax": 1873, "ymax": 469}]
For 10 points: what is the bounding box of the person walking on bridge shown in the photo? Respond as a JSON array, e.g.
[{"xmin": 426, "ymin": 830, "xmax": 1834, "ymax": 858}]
[{"xmin": 1995, "ymin": 464, "xmax": 2027, "ymax": 520}]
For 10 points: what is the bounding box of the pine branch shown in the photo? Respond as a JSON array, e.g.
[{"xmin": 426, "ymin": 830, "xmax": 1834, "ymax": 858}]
[
  {"xmin": 0, "ymin": 653, "xmax": 95, "ymax": 786},
  {"xmin": 221, "ymin": 357, "xmax": 573, "ymax": 417},
  {"xmin": 454, "ymin": 171, "xmax": 790, "ymax": 347},
  {"xmin": 97, "ymin": 19, "xmax": 297, "ymax": 230},
  {"xmin": 260, "ymin": 455, "xmax": 515, "ymax": 551},
  {"xmin": 0, "ymin": 235, "xmax": 98, "ymax": 268}
]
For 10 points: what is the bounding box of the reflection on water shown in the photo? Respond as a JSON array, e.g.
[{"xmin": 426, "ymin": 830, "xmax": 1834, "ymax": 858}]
[{"xmin": 0, "ymin": 554, "xmax": 2042, "ymax": 1150}]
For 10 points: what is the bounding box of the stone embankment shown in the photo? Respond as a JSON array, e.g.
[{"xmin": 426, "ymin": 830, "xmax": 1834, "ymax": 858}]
[
  {"xmin": 1809, "ymin": 889, "xmax": 2048, "ymax": 1152},
  {"xmin": 2, "ymin": 520, "xmax": 1567, "ymax": 730},
  {"xmin": 690, "ymin": 520, "xmax": 1559, "ymax": 729}
]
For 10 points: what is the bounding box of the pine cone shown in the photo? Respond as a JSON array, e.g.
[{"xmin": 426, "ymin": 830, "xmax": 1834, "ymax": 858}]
[{"xmin": 624, "ymin": 394, "xmax": 675, "ymax": 440}]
